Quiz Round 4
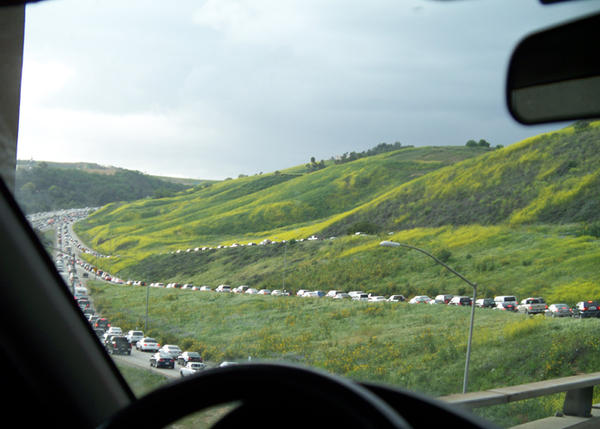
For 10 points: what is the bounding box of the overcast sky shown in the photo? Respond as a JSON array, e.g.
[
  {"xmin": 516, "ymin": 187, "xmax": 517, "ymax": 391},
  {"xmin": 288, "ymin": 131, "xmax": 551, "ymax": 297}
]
[{"xmin": 16, "ymin": 0, "xmax": 600, "ymax": 180}]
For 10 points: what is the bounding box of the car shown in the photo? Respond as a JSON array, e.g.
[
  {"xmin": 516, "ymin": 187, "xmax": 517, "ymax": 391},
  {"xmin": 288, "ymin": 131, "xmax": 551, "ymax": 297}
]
[
  {"xmin": 351, "ymin": 293, "xmax": 369, "ymax": 302},
  {"xmin": 434, "ymin": 294, "xmax": 453, "ymax": 305},
  {"xmin": 572, "ymin": 301, "xmax": 600, "ymax": 319},
  {"xmin": 387, "ymin": 295, "xmax": 406, "ymax": 303},
  {"xmin": 180, "ymin": 361, "xmax": 207, "ymax": 377},
  {"xmin": 296, "ymin": 289, "xmax": 309, "ymax": 297},
  {"xmin": 257, "ymin": 289, "xmax": 271, "ymax": 295},
  {"xmin": 271, "ymin": 289, "xmax": 290, "ymax": 296},
  {"xmin": 233, "ymin": 285, "xmax": 249, "ymax": 293},
  {"xmin": 177, "ymin": 351, "xmax": 203, "ymax": 366},
  {"xmin": 326, "ymin": 290, "xmax": 339, "ymax": 298},
  {"xmin": 545, "ymin": 304, "xmax": 572, "ymax": 318},
  {"xmin": 136, "ymin": 337, "xmax": 160, "ymax": 352},
  {"xmin": 493, "ymin": 302, "xmax": 517, "ymax": 312},
  {"xmin": 149, "ymin": 352, "xmax": 175, "ymax": 369},
  {"xmin": 368, "ymin": 296, "xmax": 387, "ymax": 303},
  {"xmin": 105, "ymin": 326, "xmax": 122, "ymax": 337},
  {"xmin": 475, "ymin": 298, "xmax": 495, "ymax": 308},
  {"xmin": 2, "ymin": 2, "xmax": 599, "ymax": 429},
  {"xmin": 125, "ymin": 330, "xmax": 144, "ymax": 344},
  {"xmin": 494, "ymin": 296, "xmax": 518, "ymax": 308},
  {"xmin": 333, "ymin": 293, "xmax": 350, "ymax": 300},
  {"xmin": 409, "ymin": 296, "xmax": 432, "ymax": 304},
  {"xmin": 245, "ymin": 288, "xmax": 258, "ymax": 294},
  {"xmin": 449, "ymin": 296, "xmax": 472, "ymax": 306},
  {"xmin": 104, "ymin": 335, "xmax": 131, "ymax": 355},
  {"xmin": 94, "ymin": 318, "xmax": 110, "ymax": 330},
  {"xmin": 159, "ymin": 344, "xmax": 183, "ymax": 359},
  {"xmin": 216, "ymin": 284, "xmax": 232, "ymax": 293}
]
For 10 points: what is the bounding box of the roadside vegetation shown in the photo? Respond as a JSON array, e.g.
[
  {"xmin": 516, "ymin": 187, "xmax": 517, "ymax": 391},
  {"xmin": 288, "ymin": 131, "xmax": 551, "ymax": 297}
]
[{"xmin": 95, "ymin": 281, "xmax": 600, "ymax": 427}]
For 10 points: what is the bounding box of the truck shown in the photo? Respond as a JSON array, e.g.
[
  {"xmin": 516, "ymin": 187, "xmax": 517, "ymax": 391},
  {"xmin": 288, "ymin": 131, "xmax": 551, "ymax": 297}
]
[{"xmin": 517, "ymin": 297, "xmax": 547, "ymax": 315}]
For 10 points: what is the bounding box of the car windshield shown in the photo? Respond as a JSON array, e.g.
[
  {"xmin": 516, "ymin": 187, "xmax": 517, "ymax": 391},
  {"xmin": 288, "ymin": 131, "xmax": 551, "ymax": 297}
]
[{"xmin": 9, "ymin": 0, "xmax": 600, "ymax": 427}]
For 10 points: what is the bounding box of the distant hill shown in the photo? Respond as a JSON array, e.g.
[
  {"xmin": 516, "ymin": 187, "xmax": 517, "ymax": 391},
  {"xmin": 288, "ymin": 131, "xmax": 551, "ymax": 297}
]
[{"xmin": 15, "ymin": 161, "xmax": 193, "ymax": 213}]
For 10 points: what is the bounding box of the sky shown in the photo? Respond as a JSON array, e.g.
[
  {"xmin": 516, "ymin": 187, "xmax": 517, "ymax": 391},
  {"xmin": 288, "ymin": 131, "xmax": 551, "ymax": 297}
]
[{"xmin": 16, "ymin": 0, "xmax": 600, "ymax": 180}]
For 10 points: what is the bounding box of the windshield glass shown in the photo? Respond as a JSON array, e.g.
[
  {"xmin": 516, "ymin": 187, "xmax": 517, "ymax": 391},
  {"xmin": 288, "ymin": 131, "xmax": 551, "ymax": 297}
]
[{"xmin": 12, "ymin": 0, "xmax": 600, "ymax": 427}]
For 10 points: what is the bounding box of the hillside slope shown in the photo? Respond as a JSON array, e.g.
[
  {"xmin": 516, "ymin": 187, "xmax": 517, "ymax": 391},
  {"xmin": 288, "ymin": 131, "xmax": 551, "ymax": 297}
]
[
  {"xmin": 75, "ymin": 146, "xmax": 487, "ymax": 255},
  {"xmin": 322, "ymin": 121, "xmax": 600, "ymax": 235}
]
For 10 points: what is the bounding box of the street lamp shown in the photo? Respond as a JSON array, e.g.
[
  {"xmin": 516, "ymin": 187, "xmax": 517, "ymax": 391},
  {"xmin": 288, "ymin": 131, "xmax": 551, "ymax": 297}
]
[
  {"xmin": 379, "ymin": 240, "xmax": 477, "ymax": 394},
  {"xmin": 274, "ymin": 237, "xmax": 288, "ymax": 292}
]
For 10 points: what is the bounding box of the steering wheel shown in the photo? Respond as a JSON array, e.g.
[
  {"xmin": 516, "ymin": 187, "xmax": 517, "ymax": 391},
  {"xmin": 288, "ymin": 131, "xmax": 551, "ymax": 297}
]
[{"xmin": 98, "ymin": 362, "xmax": 412, "ymax": 429}]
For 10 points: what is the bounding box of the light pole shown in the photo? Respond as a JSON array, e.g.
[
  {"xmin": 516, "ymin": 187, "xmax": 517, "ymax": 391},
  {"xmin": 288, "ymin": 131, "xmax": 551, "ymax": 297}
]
[
  {"xmin": 274, "ymin": 237, "xmax": 288, "ymax": 292},
  {"xmin": 379, "ymin": 240, "xmax": 477, "ymax": 394}
]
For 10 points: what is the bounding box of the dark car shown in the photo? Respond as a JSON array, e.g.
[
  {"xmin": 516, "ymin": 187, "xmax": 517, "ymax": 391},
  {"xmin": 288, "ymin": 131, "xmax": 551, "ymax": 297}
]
[
  {"xmin": 94, "ymin": 317, "xmax": 110, "ymax": 330},
  {"xmin": 475, "ymin": 298, "xmax": 495, "ymax": 308},
  {"xmin": 104, "ymin": 336, "xmax": 132, "ymax": 355},
  {"xmin": 572, "ymin": 301, "xmax": 600, "ymax": 319},
  {"xmin": 177, "ymin": 351, "xmax": 203, "ymax": 366},
  {"xmin": 150, "ymin": 352, "xmax": 175, "ymax": 369}
]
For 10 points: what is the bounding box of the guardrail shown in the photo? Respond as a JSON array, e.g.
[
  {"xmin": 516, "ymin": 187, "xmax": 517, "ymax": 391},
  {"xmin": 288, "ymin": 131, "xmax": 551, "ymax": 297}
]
[{"xmin": 440, "ymin": 372, "xmax": 600, "ymax": 428}]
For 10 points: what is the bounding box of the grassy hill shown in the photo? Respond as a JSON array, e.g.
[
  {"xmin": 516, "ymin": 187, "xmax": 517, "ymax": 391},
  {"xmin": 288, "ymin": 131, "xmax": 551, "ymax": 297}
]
[
  {"xmin": 322, "ymin": 121, "xmax": 600, "ymax": 235},
  {"xmin": 74, "ymin": 145, "xmax": 489, "ymax": 257},
  {"xmin": 15, "ymin": 161, "xmax": 192, "ymax": 213}
]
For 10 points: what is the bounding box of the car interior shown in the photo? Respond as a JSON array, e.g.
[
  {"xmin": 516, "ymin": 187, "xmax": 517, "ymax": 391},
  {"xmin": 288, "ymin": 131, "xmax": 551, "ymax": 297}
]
[{"xmin": 0, "ymin": 0, "xmax": 599, "ymax": 428}]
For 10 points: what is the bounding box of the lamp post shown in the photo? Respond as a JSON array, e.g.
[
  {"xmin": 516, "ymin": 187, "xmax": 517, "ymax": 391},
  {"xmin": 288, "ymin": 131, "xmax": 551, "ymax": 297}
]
[
  {"xmin": 379, "ymin": 240, "xmax": 477, "ymax": 394},
  {"xmin": 274, "ymin": 237, "xmax": 288, "ymax": 292}
]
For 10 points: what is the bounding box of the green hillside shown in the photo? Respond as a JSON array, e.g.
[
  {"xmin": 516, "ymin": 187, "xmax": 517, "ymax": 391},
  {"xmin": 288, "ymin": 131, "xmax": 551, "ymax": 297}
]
[
  {"xmin": 15, "ymin": 161, "xmax": 191, "ymax": 213},
  {"xmin": 322, "ymin": 121, "xmax": 600, "ymax": 235},
  {"xmin": 74, "ymin": 145, "xmax": 489, "ymax": 257}
]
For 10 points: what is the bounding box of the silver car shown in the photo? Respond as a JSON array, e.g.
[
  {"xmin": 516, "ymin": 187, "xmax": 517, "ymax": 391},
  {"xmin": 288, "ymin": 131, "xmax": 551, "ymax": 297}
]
[{"xmin": 545, "ymin": 304, "xmax": 572, "ymax": 318}]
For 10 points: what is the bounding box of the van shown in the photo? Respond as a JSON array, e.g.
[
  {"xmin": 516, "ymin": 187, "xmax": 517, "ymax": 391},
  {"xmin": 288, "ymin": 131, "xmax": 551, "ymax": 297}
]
[{"xmin": 494, "ymin": 296, "xmax": 517, "ymax": 307}]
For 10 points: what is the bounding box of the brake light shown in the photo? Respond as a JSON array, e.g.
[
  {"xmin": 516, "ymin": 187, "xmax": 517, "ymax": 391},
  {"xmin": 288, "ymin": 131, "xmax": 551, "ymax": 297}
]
[{"xmin": 588, "ymin": 300, "xmax": 593, "ymax": 303}]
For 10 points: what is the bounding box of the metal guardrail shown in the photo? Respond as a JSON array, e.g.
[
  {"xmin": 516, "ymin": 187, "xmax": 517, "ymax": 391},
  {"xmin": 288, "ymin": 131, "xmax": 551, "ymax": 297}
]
[{"xmin": 439, "ymin": 372, "xmax": 600, "ymax": 428}]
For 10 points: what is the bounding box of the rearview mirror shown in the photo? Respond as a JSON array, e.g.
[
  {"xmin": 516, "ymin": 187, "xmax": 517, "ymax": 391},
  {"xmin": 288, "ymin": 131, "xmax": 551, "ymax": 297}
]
[{"xmin": 506, "ymin": 12, "xmax": 600, "ymax": 124}]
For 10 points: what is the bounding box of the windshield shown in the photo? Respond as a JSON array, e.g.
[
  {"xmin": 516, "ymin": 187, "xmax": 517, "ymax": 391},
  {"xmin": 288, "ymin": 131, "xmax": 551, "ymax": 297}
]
[{"xmin": 12, "ymin": 0, "xmax": 600, "ymax": 427}]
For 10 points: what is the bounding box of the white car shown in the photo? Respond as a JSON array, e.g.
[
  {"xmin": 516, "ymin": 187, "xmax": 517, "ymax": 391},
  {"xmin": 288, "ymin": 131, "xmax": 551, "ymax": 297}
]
[
  {"xmin": 271, "ymin": 290, "xmax": 289, "ymax": 296},
  {"xmin": 233, "ymin": 285, "xmax": 249, "ymax": 293},
  {"xmin": 333, "ymin": 293, "xmax": 350, "ymax": 299},
  {"xmin": 326, "ymin": 290, "xmax": 339, "ymax": 298},
  {"xmin": 136, "ymin": 337, "xmax": 160, "ymax": 352},
  {"xmin": 296, "ymin": 289, "xmax": 309, "ymax": 297},
  {"xmin": 126, "ymin": 330, "xmax": 144, "ymax": 344},
  {"xmin": 179, "ymin": 362, "xmax": 207, "ymax": 377},
  {"xmin": 348, "ymin": 291, "xmax": 364, "ymax": 298},
  {"xmin": 387, "ymin": 295, "xmax": 406, "ymax": 302},
  {"xmin": 409, "ymin": 296, "xmax": 432, "ymax": 304},
  {"xmin": 216, "ymin": 285, "xmax": 231, "ymax": 293},
  {"xmin": 159, "ymin": 344, "xmax": 183, "ymax": 359},
  {"xmin": 104, "ymin": 326, "xmax": 123, "ymax": 337},
  {"xmin": 257, "ymin": 289, "xmax": 271, "ymax": 295},
  {"xmin": 368, "ymin": 296, "xmax": 387, "ymax": 302},
  {"xmin": 352, "ymin": 293, "xmax": 369, "ymax": 301},
  {"xmin": 245, "ymin": 288, "xmax": 258, "ymax": 294},
  {"xmin": 199, "ymin": 286, "xmax": 212, "ymax": 291}
]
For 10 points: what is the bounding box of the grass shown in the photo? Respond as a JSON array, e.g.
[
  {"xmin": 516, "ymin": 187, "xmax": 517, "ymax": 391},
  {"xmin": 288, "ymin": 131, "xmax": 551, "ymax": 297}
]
[{"xmin": 95, "ymin": 281, "xmax": 600, "ymax": 427}]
